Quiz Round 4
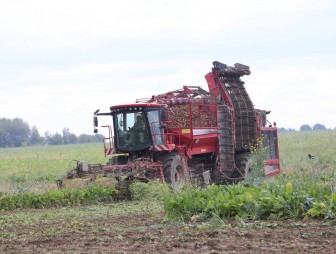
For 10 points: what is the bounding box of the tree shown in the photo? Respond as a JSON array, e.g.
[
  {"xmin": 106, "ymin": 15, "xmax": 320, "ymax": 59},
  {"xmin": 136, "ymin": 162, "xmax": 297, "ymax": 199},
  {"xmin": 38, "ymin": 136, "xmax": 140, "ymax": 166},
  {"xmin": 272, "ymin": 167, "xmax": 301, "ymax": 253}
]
[
  {"xmin": 300, "ymin": 124, "xmax": 312, "ymax": 131},
  {"xmin": 0, "ymin": 118, "xmax": 30, "ymax": 147},
  {"xmin": 78, "ymin": 134, "xmax": 103, "ymax": 143},
  {"xmin": 62, "ymin": 128, "xmax": 78, "ymax": 144},
  {"xmin": 95, "ymin": 134, "xmax": 104, "ymax": 142},
  {"xmin": 0, "ymin": 118, "xmax": 102, "ymax": 147},
  {"xmin": 29, "ymin": 125, "xmax": 43, "ymax": 145},
  {"xmin": 45, "ymin": 132, "xmax": 63, "ymax": 145},
  {"xmin": 278, "ymin": 127, "xmax": 288, "ymax": 132},
  {"xmin": 313, "ymin": 123, "xmax": 326, "ymax": 131},
  {"xmin": 78, "ymin": 134, "xmax": 94, "ymax": 143},
  {"xmin": 68, "ymin": 133, "xmax": 78, "ymax": 144},
  {"xmin": 62, "ymin": 128, "xmax": 70, "ymax": 145}
]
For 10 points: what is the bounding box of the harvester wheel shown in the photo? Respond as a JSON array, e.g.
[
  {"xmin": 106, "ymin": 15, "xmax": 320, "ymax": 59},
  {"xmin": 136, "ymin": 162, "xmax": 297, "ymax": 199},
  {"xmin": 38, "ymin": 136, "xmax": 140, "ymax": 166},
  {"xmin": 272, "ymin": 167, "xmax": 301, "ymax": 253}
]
[{"xmin": 162, "ymin": 153, "xmax": 186, "ymax": 188}]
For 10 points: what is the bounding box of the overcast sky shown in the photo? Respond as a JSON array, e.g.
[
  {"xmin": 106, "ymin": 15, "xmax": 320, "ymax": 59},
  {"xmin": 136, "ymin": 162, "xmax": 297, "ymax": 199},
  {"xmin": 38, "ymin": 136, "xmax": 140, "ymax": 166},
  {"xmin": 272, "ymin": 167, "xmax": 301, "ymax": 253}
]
[{"xmin": 1, "ymin": 0, "xmax": 336, "ymax": 135}]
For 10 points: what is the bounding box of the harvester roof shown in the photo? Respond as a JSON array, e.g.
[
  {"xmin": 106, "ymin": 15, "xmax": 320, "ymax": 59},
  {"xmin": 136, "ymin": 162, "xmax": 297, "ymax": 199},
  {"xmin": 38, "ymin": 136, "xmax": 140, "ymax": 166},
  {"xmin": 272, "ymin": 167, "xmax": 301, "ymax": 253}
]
[{"xmin": 110, "ymin": 103, "xmax": 162, "ymax": 112}]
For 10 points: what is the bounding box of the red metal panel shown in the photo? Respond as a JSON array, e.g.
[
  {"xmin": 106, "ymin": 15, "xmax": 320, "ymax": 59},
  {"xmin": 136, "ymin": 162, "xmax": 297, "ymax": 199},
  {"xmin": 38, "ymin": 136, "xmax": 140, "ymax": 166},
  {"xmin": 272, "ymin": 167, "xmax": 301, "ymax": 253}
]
[
  {"xmin": 205, "ymin": 72, "xmax": 221, "ymax": 98},
  {"xmin": 205, "ymin": 70, "xmax": 234, "ymax": 109}
]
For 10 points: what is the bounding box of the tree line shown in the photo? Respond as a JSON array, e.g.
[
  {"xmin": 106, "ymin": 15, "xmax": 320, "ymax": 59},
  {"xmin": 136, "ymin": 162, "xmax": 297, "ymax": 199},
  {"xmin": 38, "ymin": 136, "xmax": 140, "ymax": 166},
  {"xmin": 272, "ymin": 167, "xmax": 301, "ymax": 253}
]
[
  {"xmin": 0, "ymin": 117, "xmax": 104, "ymax": 148},
  {"xmin": 278, "ymin": 123, "xmax": 331, "ymax": 132},
  {"xmin": 1, "ymin": 117, "xmax": 332, "ymax": 147}
]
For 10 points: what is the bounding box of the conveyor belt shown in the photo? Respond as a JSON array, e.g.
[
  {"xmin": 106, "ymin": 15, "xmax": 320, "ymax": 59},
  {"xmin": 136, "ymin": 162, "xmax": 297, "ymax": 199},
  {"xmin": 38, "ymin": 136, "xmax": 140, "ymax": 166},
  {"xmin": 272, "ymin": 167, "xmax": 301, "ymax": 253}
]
[
  {"xmin": 217, "ymin": 103, "xmax": 235, "ymax": 177},
  {"xmin": 217, "ymin": 64, "xmax": 257, "ymax": 151}
]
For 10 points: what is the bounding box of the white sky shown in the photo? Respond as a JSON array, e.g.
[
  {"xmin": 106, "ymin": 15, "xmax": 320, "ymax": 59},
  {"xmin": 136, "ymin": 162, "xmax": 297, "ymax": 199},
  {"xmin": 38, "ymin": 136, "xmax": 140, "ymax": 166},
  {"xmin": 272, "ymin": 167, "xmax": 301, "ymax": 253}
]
[{"xmin": 1, "ymin": 0, "xmax": 336, "ymax": 135}]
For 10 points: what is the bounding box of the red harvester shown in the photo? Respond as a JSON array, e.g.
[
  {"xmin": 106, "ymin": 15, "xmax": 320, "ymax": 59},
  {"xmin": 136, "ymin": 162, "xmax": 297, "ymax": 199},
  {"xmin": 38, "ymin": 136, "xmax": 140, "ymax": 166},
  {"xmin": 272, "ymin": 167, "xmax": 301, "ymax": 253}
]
[
  {"xmin": 88, "ymin": 61, "xmax": 280, "ymax": 187},
  {"xmin": 58, "ymin": 61, "xmax": 280, "ymax": 189}
]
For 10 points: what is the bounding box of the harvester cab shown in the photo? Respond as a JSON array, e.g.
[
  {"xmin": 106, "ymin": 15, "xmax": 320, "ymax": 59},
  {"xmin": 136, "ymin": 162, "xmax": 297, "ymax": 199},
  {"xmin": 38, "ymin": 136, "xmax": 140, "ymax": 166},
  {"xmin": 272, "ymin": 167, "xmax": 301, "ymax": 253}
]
[{"xmin": 94, "ymin": 103, "xmax": 174, "ymax": 158}]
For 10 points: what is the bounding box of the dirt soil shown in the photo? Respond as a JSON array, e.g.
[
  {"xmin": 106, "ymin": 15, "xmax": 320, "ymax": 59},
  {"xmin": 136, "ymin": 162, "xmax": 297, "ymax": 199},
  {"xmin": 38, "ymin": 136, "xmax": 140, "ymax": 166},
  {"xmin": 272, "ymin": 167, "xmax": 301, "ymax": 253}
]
[{"xmin": 0, "ymin": 211, "xmax": 335, "ymax": 254}]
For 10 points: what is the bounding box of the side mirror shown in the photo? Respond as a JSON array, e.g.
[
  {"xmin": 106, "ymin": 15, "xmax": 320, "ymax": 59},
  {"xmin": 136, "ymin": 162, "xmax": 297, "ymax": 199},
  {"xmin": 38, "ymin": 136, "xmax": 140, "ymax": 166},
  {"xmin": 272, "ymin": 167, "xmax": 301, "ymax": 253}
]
[
  {"xmin": 93, "ymin": 113, "xmax": 98, "ymax": 133},
  {"xmin": 93, "ymin": 116, "xmax": 98, "ymax": 127}
]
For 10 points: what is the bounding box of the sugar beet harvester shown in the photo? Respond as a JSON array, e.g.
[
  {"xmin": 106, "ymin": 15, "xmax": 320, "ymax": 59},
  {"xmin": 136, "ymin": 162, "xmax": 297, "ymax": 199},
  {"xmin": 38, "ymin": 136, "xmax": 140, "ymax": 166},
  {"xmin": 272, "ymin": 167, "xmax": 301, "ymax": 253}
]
[{"xmin": 90, "ymin": 61, "xmax": 279, "ymax": 187}]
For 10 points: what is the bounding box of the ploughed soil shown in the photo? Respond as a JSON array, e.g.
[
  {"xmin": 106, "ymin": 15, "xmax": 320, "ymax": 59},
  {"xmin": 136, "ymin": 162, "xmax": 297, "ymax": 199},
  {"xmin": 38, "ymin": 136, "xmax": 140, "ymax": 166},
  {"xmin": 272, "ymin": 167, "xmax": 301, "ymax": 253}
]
[{"xmin": 0, "ymin": 211, "xmax": 335, "ymax": 253}]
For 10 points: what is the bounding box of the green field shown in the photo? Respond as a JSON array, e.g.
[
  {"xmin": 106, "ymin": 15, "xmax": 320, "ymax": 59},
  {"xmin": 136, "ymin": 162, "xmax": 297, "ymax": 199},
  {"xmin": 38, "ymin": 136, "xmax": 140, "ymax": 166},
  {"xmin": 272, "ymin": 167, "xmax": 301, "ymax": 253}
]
[
  {"xmin": 0, "ymin": 131, "xmax": 335, "ymax": 253},
  {"xmin": 0, "ymin": 143, "xmax": 108, "ymax": 194},
  {"xmin": 0, "ymin": 130, "xmax": 335, "ymax": 194},
  {"xmin": 279, "ymin": 130, "xmax": 336, "ymax": 174}
]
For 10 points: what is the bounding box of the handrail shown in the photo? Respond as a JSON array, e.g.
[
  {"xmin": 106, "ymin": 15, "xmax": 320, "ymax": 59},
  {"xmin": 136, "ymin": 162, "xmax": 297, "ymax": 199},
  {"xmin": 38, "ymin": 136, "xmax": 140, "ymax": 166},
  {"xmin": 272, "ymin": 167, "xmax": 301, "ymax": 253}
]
[{"xmin": 101, "ymin": 125, "xmax": 113, "ymax": 155}]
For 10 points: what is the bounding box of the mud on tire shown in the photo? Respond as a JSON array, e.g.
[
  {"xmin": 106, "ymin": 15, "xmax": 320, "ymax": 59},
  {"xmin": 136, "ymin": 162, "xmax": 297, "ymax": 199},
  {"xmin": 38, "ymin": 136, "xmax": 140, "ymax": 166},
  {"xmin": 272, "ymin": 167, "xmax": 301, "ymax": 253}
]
[{"xmin": 162, "ymin": 153, "xmax": 186, "ymax": 188}]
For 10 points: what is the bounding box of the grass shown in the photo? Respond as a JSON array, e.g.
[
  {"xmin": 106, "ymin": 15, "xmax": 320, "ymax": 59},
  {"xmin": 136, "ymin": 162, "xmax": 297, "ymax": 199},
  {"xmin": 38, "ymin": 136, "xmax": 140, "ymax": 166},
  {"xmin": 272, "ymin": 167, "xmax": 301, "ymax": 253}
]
[
  {"xmin": 0, "ymin": 143, "xmax": 107, "ymax": 193},
  {"xmin": 278, "ymin": 130, "xmax": 336, "ymax": 174},
  {"xmin": 1, "ymin": 130, "xmax": 335, "ymax": 190}
]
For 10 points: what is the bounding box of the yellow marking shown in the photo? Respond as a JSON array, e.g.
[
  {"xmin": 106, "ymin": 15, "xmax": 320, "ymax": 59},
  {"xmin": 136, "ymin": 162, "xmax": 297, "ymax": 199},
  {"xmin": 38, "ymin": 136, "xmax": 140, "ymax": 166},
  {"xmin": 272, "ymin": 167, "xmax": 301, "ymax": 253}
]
[{"xmin": 181, "ymin": 129, "xmax": 191, "ymax": 134}]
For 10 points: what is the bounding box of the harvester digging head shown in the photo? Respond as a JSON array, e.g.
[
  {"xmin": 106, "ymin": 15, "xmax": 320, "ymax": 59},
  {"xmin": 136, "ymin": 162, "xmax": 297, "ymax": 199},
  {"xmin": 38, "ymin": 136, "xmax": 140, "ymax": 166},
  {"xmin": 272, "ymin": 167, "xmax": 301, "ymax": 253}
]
[
  {"xmin": 56, "ymin": 160, "xmax": 105, "ymax": 189},
  {"xmin": 56, "ymin": 158, "xmax": 153, "ymax": 191}
]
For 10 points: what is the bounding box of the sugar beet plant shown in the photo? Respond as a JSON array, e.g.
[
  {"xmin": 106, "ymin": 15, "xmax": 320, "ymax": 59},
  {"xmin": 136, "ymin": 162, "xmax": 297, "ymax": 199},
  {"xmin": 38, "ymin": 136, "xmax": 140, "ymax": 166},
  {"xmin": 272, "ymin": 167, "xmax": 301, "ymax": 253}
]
[
  {"xmin": 164, "ymin": 172, "xmax": 336, "ymax": 221},
  {"xmin": 164, "ymin": 139, "xmax": 336, "ymax": 221},
  {"xmin": 244, "ymin": 136, "xmax": 268, "ymax": 186},
  {"xmin": 0, "ymin": 185, "xmax": 118, "ymax": 211},
  {"xmin": 0, "ymin": 180, "xmax": 170, "ymax": 211}
]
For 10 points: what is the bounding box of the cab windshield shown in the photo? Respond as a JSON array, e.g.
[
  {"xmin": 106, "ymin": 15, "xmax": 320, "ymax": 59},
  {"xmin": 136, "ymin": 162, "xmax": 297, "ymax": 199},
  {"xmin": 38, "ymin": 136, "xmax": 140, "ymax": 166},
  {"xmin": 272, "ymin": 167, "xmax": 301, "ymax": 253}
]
[
  {"xmin": 113, "ymin": 108, "xmax": 165, "ymax": 152},
  {"xmin": 114, "ymin": 111, "xmax": 151, "ymax": 151}
]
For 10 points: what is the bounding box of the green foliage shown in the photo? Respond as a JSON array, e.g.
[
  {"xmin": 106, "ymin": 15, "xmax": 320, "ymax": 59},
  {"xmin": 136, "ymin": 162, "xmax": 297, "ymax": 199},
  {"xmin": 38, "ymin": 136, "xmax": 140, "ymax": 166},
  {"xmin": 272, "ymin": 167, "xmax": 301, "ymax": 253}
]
[
  {"xmin": 244, "ymin": 136, "xmax": 268, "ymax": 186},
  {"xmin": 0, "ymin": 116, "xmax": 103, "ymax": 147},
  {"xmin": 29, "ymin": 125, "xmax": 44, "ymax": 145},
  {"xmin": 307, "ymin": 193, "xmax": 336, "ymax": 219},
  {"xmin": 0, "ymin": 117, "xmax": 30, "ymax": 147},
  {"xmin": 78, "ymin": 134, "xmax": 104, "ymax": 144},
  {"xmin": 130, "ymin": 180, "xmax": 170, "ymax": 201},
  {"xmin": 313, "ymin": 123, "xmax": 327, "ymax": 131},
  {"xmin": 0, "ymin": 185, "xmax": 118, "ymax": 211},
  {"xmin": 45, "ymin": 132, "xmax": 64, "ymax": 145},
  {"xmin": 0, "ymin": 180, "xmax": 169, "ymax": 211},
  {"xmin": 0, "ymin": 143, "xmax": 107, "ymax": 193},
  {"xmin": 300, "ymin": 124, "xmax": 312, "ymax": 131},
  {"xmin": 278, "ymin": 130, "xmax": 336, "ymax": 174},
  {"xmin": 164, "ymin": 169, "xmax": 336, "ymax": 221}
]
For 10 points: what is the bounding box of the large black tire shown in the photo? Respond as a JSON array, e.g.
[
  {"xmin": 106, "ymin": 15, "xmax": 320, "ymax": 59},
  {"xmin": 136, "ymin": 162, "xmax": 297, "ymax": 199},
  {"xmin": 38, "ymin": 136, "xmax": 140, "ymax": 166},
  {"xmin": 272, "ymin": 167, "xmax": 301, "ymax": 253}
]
[{"xmin": 162, "ymin": 153, "xmax": 186, "ymax": 188}]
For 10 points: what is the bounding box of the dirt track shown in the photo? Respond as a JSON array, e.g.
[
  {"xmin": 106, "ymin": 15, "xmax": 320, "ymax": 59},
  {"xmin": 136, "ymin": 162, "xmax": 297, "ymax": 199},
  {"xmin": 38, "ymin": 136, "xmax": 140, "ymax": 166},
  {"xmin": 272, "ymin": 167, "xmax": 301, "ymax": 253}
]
[{"xmin": 0, "ymin": 211, "xmax": 335, "ymax": 253}]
